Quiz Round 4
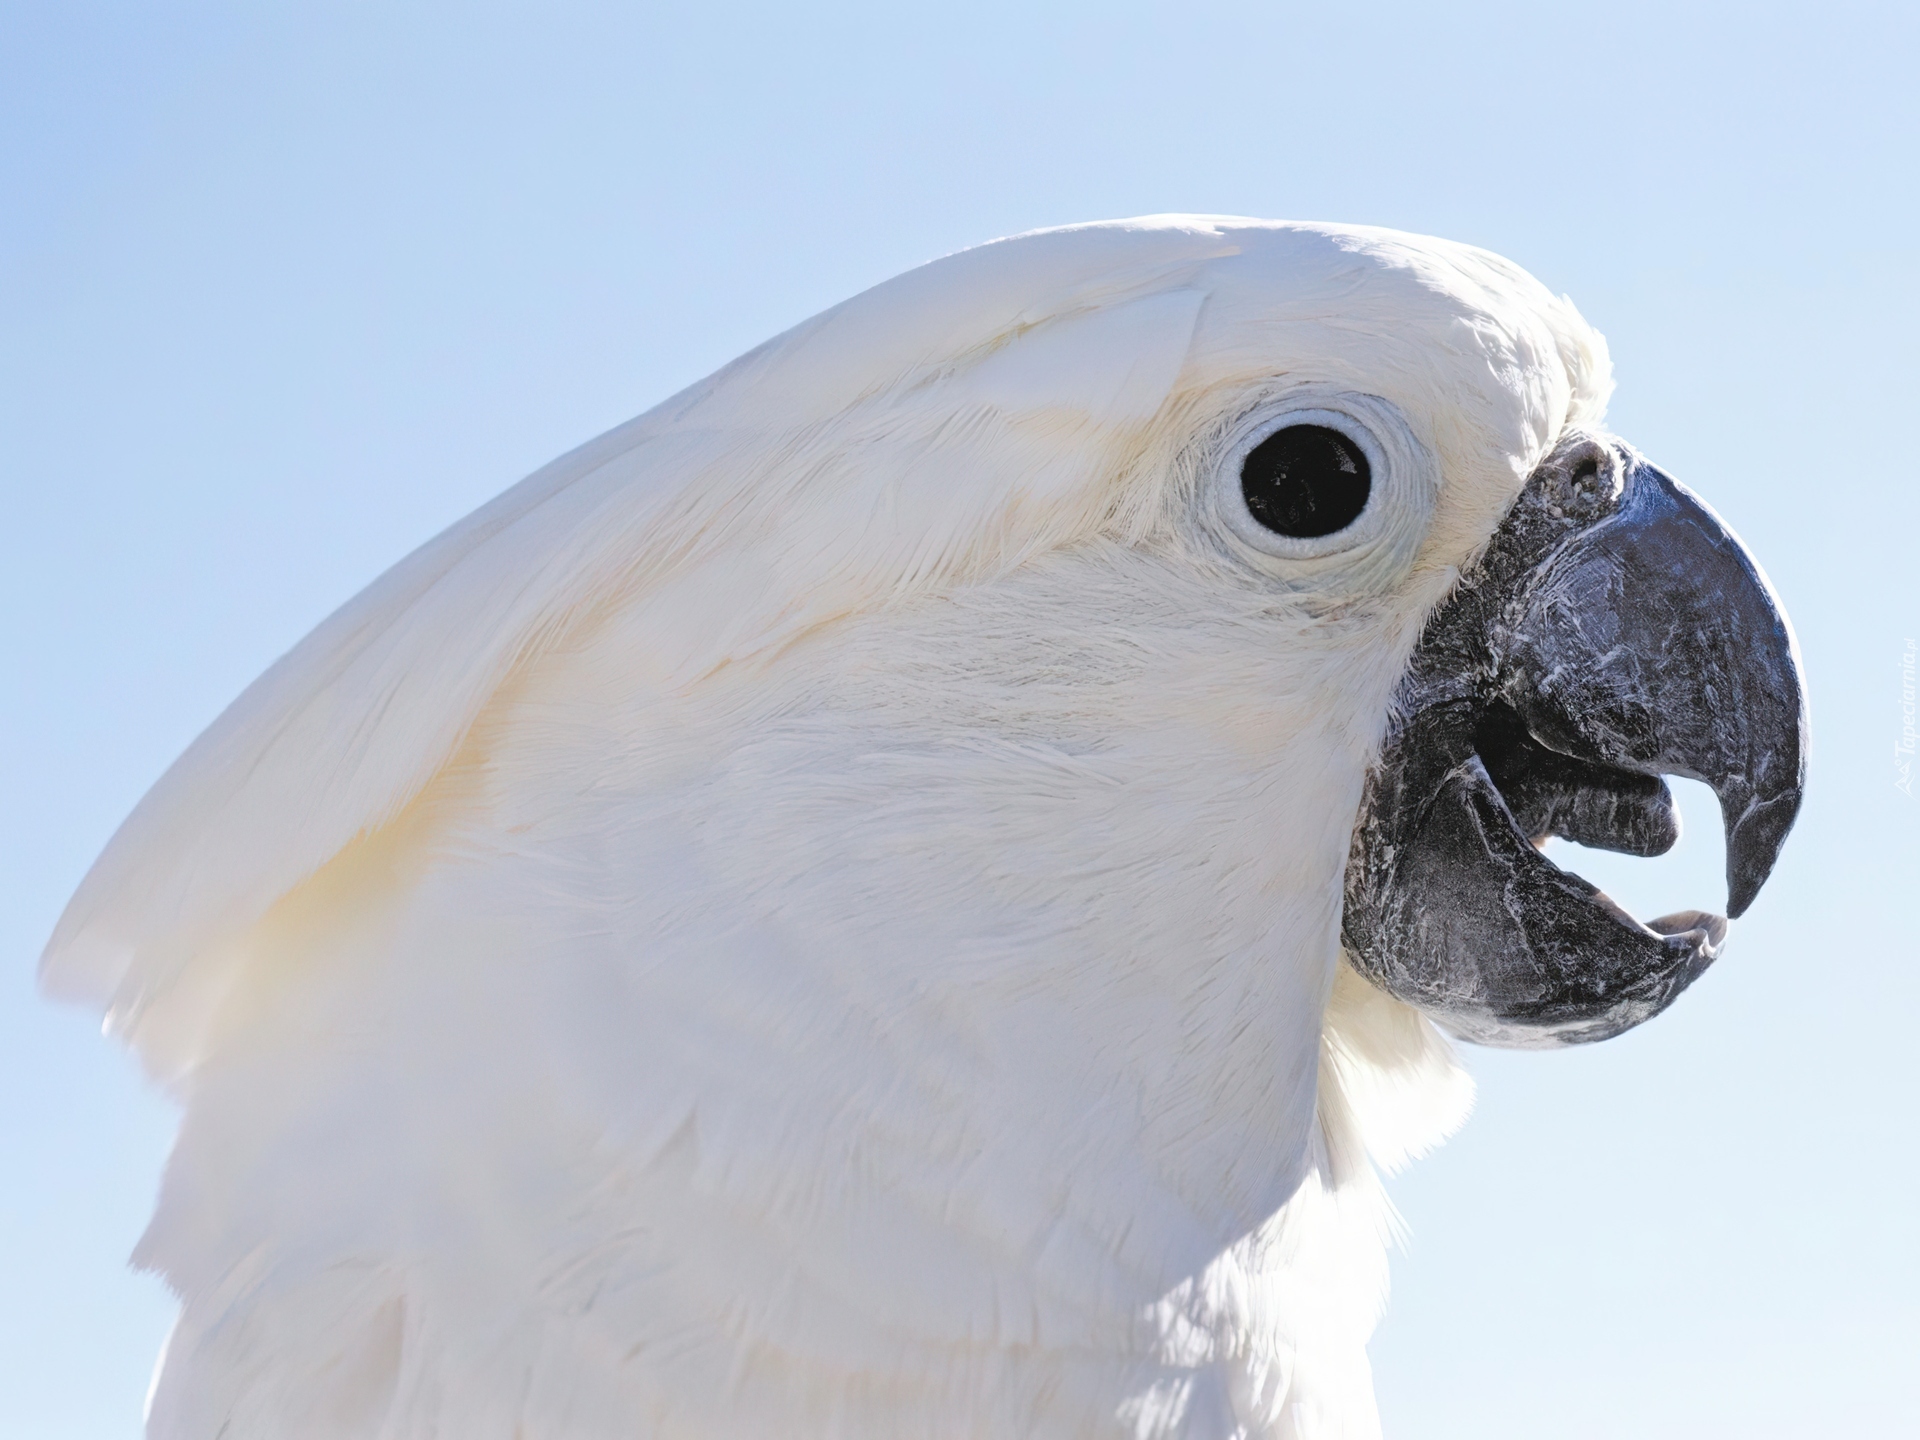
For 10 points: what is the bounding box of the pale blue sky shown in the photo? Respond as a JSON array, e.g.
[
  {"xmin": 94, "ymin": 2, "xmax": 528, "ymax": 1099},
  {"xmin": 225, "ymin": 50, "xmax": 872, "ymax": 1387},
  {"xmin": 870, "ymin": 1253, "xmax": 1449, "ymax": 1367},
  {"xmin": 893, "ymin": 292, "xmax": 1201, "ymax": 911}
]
[{"xmin": 4, "ymin": 3, "xmax": 1916, "ymax": 1435}]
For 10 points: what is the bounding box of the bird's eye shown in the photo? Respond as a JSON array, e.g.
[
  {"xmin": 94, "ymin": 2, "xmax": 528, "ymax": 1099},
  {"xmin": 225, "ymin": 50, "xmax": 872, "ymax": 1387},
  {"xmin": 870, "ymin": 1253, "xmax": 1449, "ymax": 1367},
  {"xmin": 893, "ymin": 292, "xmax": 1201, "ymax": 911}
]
[
  {"xmin": 1207, "ymin": 390, "xmax": 1434, "ymax": 596},
  {"xmin": 1240, "ymin": 424, "xmax": 1371, "ymax": 538}
]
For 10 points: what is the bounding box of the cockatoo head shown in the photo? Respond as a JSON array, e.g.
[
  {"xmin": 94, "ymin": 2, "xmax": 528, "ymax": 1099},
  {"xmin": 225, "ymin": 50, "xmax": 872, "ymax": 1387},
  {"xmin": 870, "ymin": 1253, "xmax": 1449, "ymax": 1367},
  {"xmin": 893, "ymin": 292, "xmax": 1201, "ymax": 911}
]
[{"xmin": 43, "ymin": 216, "xmax": 1807, "ymax": 1439}]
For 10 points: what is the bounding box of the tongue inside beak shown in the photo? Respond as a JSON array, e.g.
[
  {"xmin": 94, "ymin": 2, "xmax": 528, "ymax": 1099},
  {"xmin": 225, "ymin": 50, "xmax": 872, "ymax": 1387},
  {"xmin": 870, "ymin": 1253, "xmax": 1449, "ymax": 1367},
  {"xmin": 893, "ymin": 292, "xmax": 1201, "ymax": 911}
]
[{"xmin": 1477, "ymin": 705, "xmax": 1680, "ymax": 858}]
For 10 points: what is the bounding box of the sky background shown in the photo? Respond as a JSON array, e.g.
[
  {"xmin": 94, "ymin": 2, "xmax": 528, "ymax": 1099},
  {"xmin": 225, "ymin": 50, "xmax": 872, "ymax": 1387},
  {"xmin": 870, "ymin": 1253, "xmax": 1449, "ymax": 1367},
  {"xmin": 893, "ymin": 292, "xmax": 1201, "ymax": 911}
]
[{"xmin": 3, "ymin": 2, "xmax": 1916, "ymax": 1435}]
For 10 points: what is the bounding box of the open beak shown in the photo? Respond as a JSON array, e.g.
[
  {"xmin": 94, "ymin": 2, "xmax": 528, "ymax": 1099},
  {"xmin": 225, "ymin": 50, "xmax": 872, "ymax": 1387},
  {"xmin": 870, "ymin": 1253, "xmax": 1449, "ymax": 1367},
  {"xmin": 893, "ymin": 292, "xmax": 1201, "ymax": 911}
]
[{"xmin": 1342, "ymin": 434, "xmax": 1808, "ymax": 1048}]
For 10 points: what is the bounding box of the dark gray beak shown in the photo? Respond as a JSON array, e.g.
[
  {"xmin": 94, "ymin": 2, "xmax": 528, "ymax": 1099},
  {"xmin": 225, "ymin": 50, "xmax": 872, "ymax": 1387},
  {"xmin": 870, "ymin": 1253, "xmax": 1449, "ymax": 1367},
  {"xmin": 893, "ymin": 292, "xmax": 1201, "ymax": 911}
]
[{"xmin": 1342, "ymin": 434, "xmax": 1807, "ymax": 1048}]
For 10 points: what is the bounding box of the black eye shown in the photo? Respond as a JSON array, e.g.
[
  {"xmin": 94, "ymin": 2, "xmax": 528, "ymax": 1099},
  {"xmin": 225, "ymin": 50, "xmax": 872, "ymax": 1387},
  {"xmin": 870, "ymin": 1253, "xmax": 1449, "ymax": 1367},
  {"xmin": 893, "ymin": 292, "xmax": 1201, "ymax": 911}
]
[{"xmin": 1240, "ymin": 424, "xmax": 1371, "ymax": 538}]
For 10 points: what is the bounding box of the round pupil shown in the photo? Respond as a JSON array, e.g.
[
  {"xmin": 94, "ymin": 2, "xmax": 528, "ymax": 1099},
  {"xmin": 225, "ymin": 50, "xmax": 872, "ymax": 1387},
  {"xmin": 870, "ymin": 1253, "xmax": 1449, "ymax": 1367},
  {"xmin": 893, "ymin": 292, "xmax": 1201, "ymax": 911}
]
[{"xmin": 1240, "ymin": 424, "xmax": 1371, "ymax": 538}]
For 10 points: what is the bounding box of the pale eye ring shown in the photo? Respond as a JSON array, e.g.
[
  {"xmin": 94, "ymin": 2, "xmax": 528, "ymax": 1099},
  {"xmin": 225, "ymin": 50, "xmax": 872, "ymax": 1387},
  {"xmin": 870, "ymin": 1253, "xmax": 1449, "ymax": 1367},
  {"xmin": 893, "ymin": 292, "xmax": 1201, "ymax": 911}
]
[{"xmin": 1207, "ymin": 389, "xmax": 1437, "ymax": 595}]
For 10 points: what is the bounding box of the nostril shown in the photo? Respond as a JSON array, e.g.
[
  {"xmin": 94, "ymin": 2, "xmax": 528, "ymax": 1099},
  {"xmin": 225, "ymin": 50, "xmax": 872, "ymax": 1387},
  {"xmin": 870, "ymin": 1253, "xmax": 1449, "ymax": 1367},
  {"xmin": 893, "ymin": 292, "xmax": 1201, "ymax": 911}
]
[{"xmin": 1536, "ymin": 433, "xmax": 1623, "ymax": 517}]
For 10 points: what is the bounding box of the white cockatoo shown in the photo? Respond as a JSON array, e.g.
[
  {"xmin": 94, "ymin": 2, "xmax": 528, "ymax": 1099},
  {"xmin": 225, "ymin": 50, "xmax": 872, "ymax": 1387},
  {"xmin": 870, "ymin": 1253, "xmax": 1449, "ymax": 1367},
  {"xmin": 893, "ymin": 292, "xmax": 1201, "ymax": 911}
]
[{"xmin": 44, "ymin": 217, "xmax": 1805, "ymax": 1440}]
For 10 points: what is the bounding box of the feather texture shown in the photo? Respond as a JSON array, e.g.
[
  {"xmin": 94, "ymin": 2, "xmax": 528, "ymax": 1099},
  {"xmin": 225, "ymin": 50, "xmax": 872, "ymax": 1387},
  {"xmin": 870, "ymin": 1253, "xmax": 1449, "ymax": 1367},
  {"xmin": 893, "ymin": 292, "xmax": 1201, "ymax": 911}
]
[{"xmin": 46, "ymin": 217, "xmax": 1607, "ymax": 1438}]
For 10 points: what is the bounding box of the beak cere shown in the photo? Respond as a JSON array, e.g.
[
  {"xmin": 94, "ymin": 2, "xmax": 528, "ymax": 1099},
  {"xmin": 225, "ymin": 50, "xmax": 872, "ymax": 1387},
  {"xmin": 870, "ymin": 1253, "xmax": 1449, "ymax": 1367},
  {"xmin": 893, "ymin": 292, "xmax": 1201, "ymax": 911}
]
[{"xmin": 1342, "ymin": 435, "xmax": 1808, "ymax": 1048}]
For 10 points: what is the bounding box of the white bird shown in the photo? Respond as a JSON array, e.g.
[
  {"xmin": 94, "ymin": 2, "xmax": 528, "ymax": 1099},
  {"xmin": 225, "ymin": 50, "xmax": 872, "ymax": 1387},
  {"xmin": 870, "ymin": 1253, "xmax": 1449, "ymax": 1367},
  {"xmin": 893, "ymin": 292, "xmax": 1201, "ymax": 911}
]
[{"xmin": 44, "ymin": 216, "xmax": 1805, "ymax": 1439}]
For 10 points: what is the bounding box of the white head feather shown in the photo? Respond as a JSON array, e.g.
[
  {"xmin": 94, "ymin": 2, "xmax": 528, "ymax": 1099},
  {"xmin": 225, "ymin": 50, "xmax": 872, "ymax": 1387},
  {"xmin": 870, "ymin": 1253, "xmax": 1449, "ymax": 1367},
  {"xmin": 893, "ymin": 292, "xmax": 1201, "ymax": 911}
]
[{"xmin": 46, "ymin": 216, "xmax": 1611, "ymax": 1439}]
